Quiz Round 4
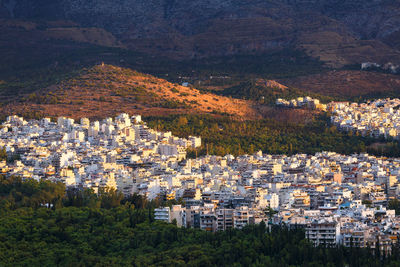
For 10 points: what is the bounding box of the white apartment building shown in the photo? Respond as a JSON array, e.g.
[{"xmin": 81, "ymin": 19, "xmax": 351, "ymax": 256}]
[
  {"xmin": 306, "ymin": 219, "xmax": 341, "ymax": 247},
  {"xmin": 154, "ymin": 207, "xmax": 170, "ymax": 222}
]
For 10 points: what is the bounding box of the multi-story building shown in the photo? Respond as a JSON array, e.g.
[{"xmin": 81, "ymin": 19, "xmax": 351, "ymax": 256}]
[
  {"xmin": 3, "ymin": 113, "xmax": 400, "ymax": 250},
  {"xmin": 216, "ymin": 209, "xmax": 234, "ymax": 231},
  {"xmin": 306, "ymin": 219, "xmax": 341, "ymax": 247},
  {"xmin": 234, "ymin": 206, "xmax": 251, "ymax": 229},
  {"xmin": 154, "ymin": 207, "xmax": 170, "ymax": 223},
  {"xmin": 200, "ymin": 209, "xmax": 217, "ymax": 232}
]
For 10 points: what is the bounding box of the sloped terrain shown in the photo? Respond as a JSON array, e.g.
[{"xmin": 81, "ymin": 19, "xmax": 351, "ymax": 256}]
[
  {"xmin": 0, "ymin": 19, "xmax": 326, "ymax": 102},
  {"xmin": 217, "ymin": 78, "xmax": 334, "ymax": 104},
  {"xmin": 1, "ymin": 0, "xmax": 400, "ymax": 114},
  {"xmin": 1, "ymin": 0, "xmax": 400, "ymax": 67},
  {"xmin": 0, "ymin": 65, "xmax": 259, "ymax": 119},
  {"xmin": 281, "ymin": 70, "xmax": 400, "ymax": 100}
]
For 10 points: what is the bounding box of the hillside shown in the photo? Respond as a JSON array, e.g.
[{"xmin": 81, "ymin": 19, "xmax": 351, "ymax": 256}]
[
  {"xmin": 1, "ymin": 1, "xmax": 400, "ymax": 68},
  {"xmin": 0, "ymin": 65, "xmax": 260, "ymax": 119},
  {"xmin": 217, "ymin": 78, "xmax": 334, "ymax": 104},
  {"xmin": 281, "ymin": 70, "xmax": 400, "ymax": 100},
  {"xmin": 1, "ymin": 1, "xmax": 400, "ymax": 116},
  {"xmin": 0, "ymin": 18, "xmax": 325, "ymax": 101}
]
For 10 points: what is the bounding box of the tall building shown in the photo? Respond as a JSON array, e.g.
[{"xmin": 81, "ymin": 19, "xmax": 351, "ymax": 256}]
[
  {"xmin": 216, "ymin": 208, "xmax": 234, "ymax": 231},
  {"xmin": 306, "ymin": 219, "xmax": 341, "ymax": 247},
  {"xmin": 234, "ymin": 206, "xmax": 251, "ymax": 229},
  {"xmin": 154, "ymin": 207, "xmax": 170, "ymax": 223},
  {"xmin": 200, "ymin": 209, "xmax": 217, "ymax": 232}
]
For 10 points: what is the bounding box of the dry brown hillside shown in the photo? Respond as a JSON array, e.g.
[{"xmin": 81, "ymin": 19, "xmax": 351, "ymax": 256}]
[
  {"xmin": 0, "ymin": 65, "xmax": 260, "ymax": 119},
  {"xmin": 281, "ymin": 70, "xmax": 400, "ymax": 99}
]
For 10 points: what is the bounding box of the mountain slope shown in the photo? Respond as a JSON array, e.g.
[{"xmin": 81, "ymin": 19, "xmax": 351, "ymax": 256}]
[
  {"xmin": 1, "ymin": 0, "xmax": 400, "ymax": 67},
  {"xmin": 0, "ymin": 65, "xmax": 260, "ymax": 119},
  {"xmin": 281, "ymin": 70, "xmax": 400, "ymax": 100}
]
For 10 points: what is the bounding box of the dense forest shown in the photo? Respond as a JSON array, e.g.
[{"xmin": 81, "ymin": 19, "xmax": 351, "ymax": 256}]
[
  {"xmin": 145, "ymin": 113, "xmax": 400, "ymax": 158},
  {"xmin": 1, "ymin": 175, "xmax": 400, "ymax": 266}
]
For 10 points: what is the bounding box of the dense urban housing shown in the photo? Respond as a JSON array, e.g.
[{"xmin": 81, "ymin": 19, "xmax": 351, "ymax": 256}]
[{"xmin": 2, "ymin": 113, "xmax": 400, "ymax": 253}]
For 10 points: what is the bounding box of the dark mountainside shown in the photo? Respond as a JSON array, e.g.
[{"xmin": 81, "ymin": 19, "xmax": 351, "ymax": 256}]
[
  {"xmin": 1, "ymin": 0, "xmax": 400, "ymax": 67},
  {"xmin": 1, "ymin": 0, "xmax": 400, "ymax": 113}
]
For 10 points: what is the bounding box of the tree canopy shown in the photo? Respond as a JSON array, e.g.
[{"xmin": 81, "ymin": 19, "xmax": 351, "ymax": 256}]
[{"xmin": 0, "ymin": 176, "xmax": 400, "ymax": 266}]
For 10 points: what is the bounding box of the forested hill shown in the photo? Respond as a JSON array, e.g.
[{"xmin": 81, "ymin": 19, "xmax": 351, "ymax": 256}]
[{"xmin": 1, "ymin": 175, "xmax": 400, "ymax": 266}]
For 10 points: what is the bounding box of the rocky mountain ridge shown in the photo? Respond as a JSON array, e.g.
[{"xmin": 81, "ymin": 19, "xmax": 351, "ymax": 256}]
[{"xmin": 1, "ymin": 0, "xmax": 400, "ymax": 66}]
